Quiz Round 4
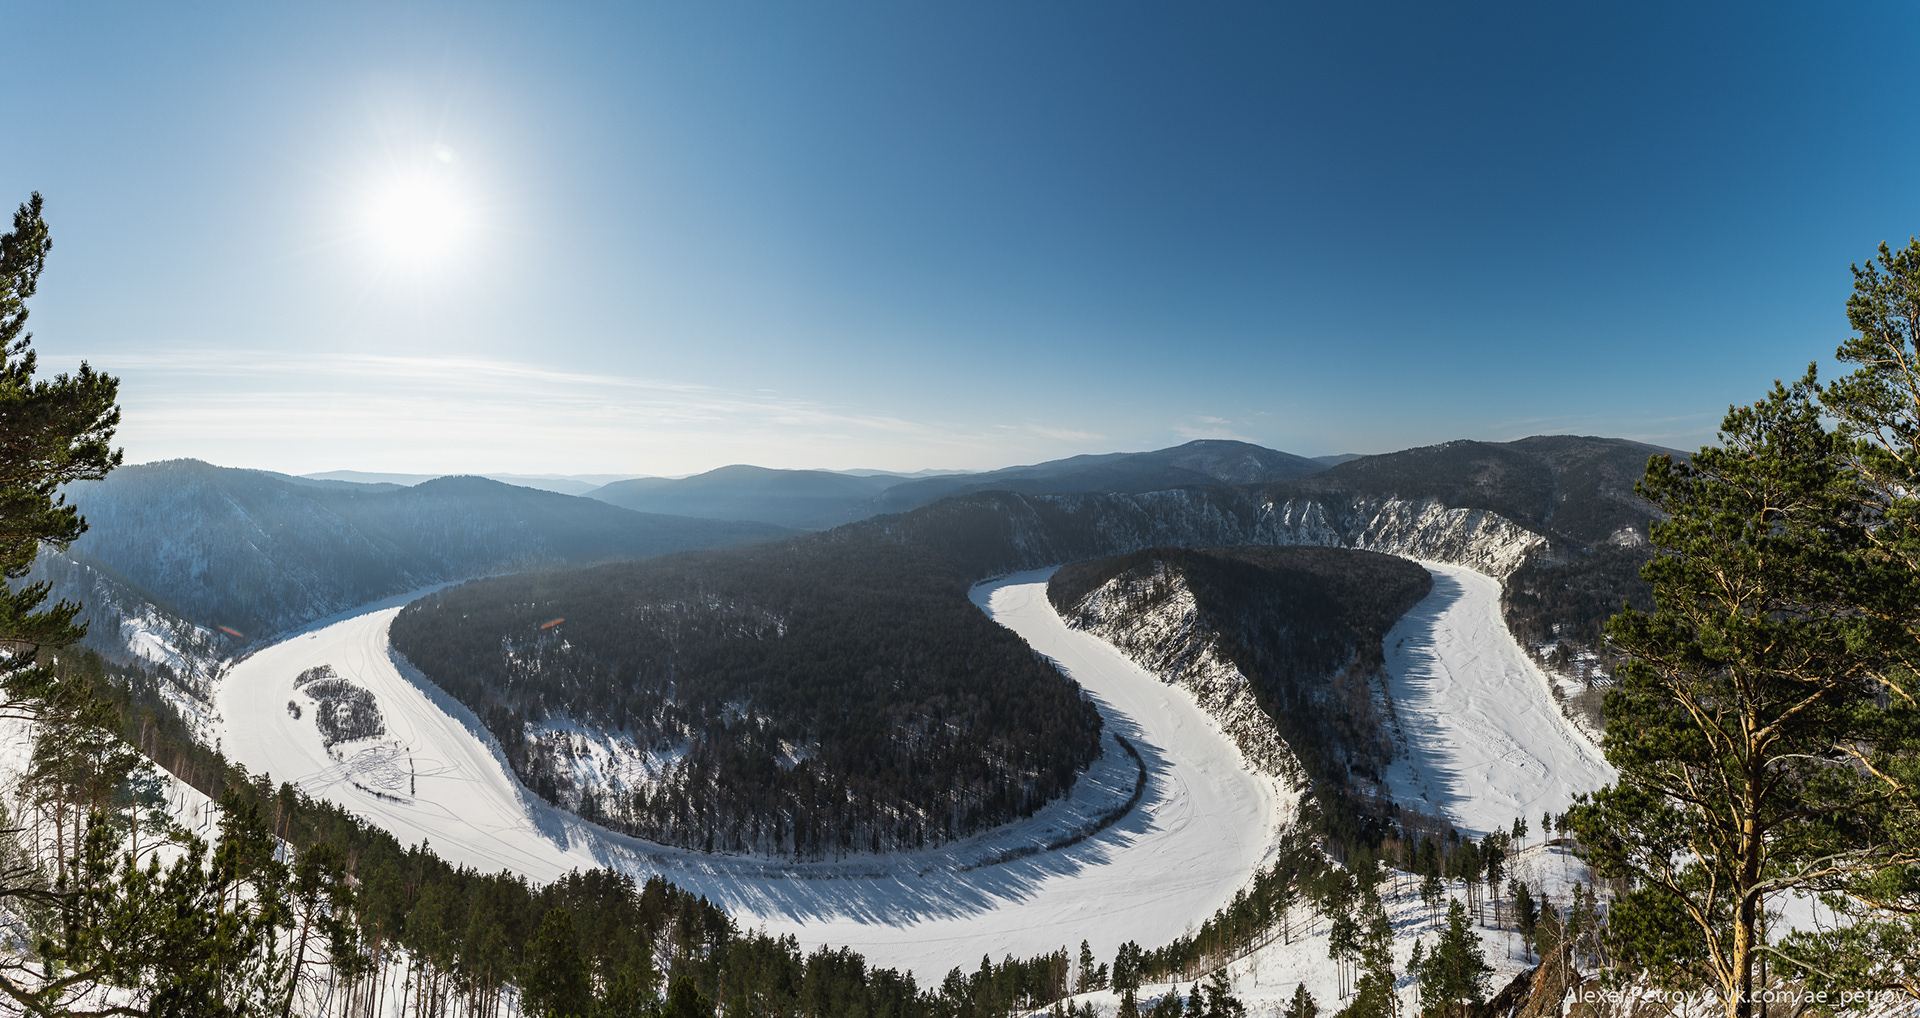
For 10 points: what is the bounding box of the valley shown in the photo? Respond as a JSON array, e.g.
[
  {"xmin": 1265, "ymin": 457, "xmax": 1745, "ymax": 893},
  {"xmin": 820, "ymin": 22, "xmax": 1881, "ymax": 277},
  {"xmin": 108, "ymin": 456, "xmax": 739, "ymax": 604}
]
[
  {"xmin": 13, "ymin": 434, "xmax": 1676, "ymax": 1012},
  {"xmin": 211, "ymin": 549, "xmax": 1602, "ymax": 988},
  {"xmin": 214, "ymin": 568, "xmax": 1286, "ymax": 979}
]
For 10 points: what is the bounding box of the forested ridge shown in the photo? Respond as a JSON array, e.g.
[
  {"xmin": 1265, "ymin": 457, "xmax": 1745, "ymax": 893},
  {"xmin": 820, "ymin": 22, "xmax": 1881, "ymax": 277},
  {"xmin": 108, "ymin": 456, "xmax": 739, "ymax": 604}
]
[
  {"xmin": 1263, "ymin": 436, "xmax": 1669, "ymax": 688},
  {"xmin": 391, "ymin": 541, "xmax": 1102, "ymax": 859},
  {"xmin": 388, "ymin": 437, "xmax": 1656, "ymax": 861},
  {"xmin": 1049, "ymin": 547, "xmax": 1433, "ymax": 847}
]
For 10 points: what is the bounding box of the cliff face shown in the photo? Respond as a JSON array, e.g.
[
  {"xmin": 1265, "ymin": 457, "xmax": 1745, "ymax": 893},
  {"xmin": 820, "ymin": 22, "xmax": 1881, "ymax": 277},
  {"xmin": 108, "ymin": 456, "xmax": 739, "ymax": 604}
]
[
  {"xmin": 865, "ymin": 486, "xmax": 1549, "ymax": 582},
  {"xmin": 1048, "ymin": 546, "xmax": 1435, "ymax": 841},
  {"xmin": 1055, "ymin": 563, "xmax": 1302, "ymax": 787},
  {"xmin": 1259, "ymin": 495, "xmax": 1545, "ymax": 578}
]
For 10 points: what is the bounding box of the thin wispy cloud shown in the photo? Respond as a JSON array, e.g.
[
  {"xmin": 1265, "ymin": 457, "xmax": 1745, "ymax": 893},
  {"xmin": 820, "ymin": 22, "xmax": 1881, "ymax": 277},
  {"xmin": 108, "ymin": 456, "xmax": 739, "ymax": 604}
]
[
  {"xmin": 1173, "ymin": 417, "xmax": 1253, "ymax": 442},
  {"xmin": 105, "ymin": 350, "xmax": 1113, "ymax": 474}
]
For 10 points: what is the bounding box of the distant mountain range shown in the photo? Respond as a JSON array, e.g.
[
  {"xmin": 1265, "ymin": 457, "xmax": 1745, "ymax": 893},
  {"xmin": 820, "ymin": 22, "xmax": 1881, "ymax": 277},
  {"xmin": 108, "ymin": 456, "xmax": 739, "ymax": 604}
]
[
  {"xmin": 295, "ymin": 440, "xmax": 1338, "ymax": 531},
  {"xmin": 35, "ymin": 460, "xmax": 792, "ymax": 665},
  {"xmin": 586, "ymin": 440, "xmax": 1327, "ymax": 529},
  {"xmin": 38, "ymin": 434, "xmax": 1679, "ymax": 702},
  {"xmin": 301, "ymin": 470, "xmax": 645, "ymax": 497},
  {"xmin": 584, "ymin": 465, "xmax": 903, "ymax": 529}
]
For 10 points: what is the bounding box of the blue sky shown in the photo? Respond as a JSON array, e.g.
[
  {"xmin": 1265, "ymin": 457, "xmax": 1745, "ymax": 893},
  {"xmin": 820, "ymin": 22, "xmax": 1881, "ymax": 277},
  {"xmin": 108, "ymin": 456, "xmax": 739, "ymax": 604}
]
[{"xmin": 7, "ymin": 2, "xmax": 1919, "ymax": 475}]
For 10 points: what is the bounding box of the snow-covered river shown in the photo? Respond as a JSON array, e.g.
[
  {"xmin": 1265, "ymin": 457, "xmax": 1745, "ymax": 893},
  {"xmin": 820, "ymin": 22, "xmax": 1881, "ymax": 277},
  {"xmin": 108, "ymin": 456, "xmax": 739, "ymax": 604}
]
[
  {"xmin": 217, "ymin": 568, "xmax": 1286, "ymax": 978},
  {"xmin": 214, "ymin": 560, "xmax": 1608, "ymax": 979},
  {"xmin": 1379, "ymin": 564, "xmax": 1614, "ymax": 835}
]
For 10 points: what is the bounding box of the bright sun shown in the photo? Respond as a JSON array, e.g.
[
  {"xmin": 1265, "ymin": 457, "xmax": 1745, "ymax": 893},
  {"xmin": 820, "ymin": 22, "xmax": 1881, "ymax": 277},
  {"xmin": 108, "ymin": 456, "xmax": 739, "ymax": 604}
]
[{"xmin": 362, "ymin": 170, "xmax": 473, "ymax": 265}]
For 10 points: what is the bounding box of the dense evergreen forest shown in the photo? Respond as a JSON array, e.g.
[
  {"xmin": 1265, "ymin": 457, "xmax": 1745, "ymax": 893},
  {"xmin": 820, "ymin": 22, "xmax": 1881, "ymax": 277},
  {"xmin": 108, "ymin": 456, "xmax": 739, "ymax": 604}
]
[
  {"xmin": 36, "ymin": 646, "xmax": 1558, "ymax": 1018},
  {"xmin": 391, "ymin": 541, "xmax": 1103, "ymax": 858},
  {"xmin": 1049, "ymin": 547, "xmax": 1433, "ymax": 847}
]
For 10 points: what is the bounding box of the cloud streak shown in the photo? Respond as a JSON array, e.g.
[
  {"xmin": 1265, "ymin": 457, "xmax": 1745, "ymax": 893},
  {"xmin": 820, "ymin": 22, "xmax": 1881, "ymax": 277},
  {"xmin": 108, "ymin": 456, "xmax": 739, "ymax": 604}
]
[{"xmin": 104, "ymin": 350, "xmax": 1113, "ymax": 475}]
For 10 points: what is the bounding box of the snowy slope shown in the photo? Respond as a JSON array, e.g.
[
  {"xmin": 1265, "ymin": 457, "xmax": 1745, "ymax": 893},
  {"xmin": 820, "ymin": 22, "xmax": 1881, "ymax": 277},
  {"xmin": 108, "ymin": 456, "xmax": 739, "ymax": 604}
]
[
  {"xmin": 1046, "ymin": 840, "xmax": 1601, "ymax": 1017},
  {"xmin": 214, "ymin": 569, "xmax": 1290, "ymax": 979},
  {"xmin": 1379, "ymin": 563, "xmax": 1615, "ymax": 836}
]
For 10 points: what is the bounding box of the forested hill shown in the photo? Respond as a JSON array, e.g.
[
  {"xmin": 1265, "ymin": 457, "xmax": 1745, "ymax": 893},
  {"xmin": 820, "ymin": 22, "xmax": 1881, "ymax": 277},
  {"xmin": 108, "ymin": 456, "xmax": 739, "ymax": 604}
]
[
  {"xmin": 390, "ymin": 541, "xmax": 1103, "ymax": 858},
  {"xmin": 47, "ymin": 459, "xmax": 792, "ymax": 648},
  {"xmin": 1266, "ymin": 435, "xmax": 1677, "ymax": 550},
  {"xmin": 586, "ymin": 464, "xmax": 900, "ymax": 528},
  {"xmin": 1050, "ymin": 547, "xmax": 1433, "ymax": 846},
  {"xmin": 1257, "ymin": 435, "xmax": 1672, "ymax": 683},
  {"xmin": 815, "ymin": 439, "xmax": 1325, "ymax": 527},
  {"xmin": 391, "ymin": 433, "xmax": 1668, "ymax": 857}
]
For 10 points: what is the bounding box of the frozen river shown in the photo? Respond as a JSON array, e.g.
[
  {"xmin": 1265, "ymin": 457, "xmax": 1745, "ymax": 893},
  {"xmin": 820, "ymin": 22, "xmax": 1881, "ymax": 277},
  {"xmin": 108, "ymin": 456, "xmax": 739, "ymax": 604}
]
[
  {"xmin": 217, "ymin": 568, "xmax": 1286, "ymax": 979},
  {"xmin": 214, "ymin": 558, "xmax": 1610, "ymax": 980}
]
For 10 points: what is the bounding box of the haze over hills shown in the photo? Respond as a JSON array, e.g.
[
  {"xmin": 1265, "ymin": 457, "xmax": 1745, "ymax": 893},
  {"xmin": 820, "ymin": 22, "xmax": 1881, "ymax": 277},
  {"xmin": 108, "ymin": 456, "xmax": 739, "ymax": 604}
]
[
  {"xmin": 580, "ymin": 439, "xmax": 1331, "ymax": 531},
  {"xmin": 303, "ymin": 470, "xmax": 646, "ymax": 497},
  {"xmin": 584, "ymin": 464, "xmax": 903, "ymax": 529},
  {"xmin": 816, "ymin": 439, "xmax": 1329, "ymax": 527},
  {"xmin": 36, "ymin": 459, "xmax": 793, "ymax": 664}
]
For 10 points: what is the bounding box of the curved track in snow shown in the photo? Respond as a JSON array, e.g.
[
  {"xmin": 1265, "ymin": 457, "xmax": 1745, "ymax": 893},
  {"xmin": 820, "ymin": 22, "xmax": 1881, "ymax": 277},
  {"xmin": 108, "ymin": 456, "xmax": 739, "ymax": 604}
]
[
  {"xmin": 216, "ymin": 569, "xmax": 1284, "ymax": 978},
  {"xmin": 1379, "ymin": 563, "xmax": 1615, "ymax": 835}
]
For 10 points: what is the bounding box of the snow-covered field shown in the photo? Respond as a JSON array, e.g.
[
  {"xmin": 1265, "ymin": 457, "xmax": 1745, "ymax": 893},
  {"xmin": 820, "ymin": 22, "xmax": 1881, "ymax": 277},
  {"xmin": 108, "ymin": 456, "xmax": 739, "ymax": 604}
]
[
  {"xmin": 1379, "ymin": 563, "xmax": 1615, "ymax": 836},
  {"xmin": 214, "ymin": 569, "xmax": 1288, "ymax": 979}
]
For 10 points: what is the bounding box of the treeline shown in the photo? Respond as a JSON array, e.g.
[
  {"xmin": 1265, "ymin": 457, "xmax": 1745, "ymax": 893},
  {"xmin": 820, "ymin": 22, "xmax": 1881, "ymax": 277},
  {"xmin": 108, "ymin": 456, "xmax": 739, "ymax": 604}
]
[
  {"xmin": 1050, "ymin": 546, "xmax": 1432, "ymax": 847},
  {"xmin": 391, "ymin": 541, "xmax": 1102, "ymax": 859}
]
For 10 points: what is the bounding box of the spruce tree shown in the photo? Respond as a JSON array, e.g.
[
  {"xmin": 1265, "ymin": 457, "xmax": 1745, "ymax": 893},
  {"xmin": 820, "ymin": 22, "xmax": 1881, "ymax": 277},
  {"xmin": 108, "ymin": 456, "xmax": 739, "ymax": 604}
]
[
  {"xmin": 1283, "ymin": 983, "xmax": 1319, "ymax": 1018},
  {"xmin": 522, "ymin": 909, "xmax": 592, "ymax": 1018},
  {"xmin": 1201, "ymin": 969, "xmax": 1247, "ymax": 1018},
  {"xmin": 1513, "ymin": 882, "xmax": 1537, "ymax": 962}
]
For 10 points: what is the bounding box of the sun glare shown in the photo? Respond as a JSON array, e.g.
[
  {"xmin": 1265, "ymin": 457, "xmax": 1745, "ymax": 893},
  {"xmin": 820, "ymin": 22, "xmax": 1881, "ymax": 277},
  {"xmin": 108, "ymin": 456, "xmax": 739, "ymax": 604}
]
[{"xmin": 361, "ymin": 168, "xmax": 474, "ymax": 266}]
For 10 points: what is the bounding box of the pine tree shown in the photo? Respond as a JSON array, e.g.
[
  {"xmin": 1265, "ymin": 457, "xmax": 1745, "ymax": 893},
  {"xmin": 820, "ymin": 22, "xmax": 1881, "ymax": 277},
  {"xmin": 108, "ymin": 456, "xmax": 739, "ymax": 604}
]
[
  {"xmin": 1574, "ymin": 372, "xmax": 1908, "ymax": 1018},
  {"xmin": 1327, "ymin": 907, "xmax": 1360, "ymax": 1000},
  {"xmin": 1113, "ymin": 940, "xmax": 1144, "ymax": 993},
  {"xmin": 0, "ymin": 192, "xmax": 122, "ymax": 693},
  {"xmin": 0, "ymin": 193, "xmax": 127, "ymax": 1014},
  {"xmin": 1417, "ymin": 900, "xmax": 1489, "ymax": 1018},
  {"xmin": 1419, "ymin": 869, "xmax": 1443, "ymax": 925},
  {"xmin": 1337, "ymin": 886, "xmax": 1398, "ymax": 1018},
  {"xmin": 1798, "ymin": 236, "xmax": 1920, "ymax": 1002}
]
